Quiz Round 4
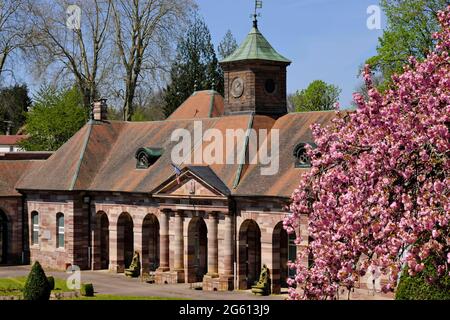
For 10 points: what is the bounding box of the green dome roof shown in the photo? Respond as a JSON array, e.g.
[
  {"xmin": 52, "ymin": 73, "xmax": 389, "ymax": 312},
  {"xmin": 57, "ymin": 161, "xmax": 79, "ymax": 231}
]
[{"xmin": 220, "ymin": 26, "xmax": 291, "ymax": 64}]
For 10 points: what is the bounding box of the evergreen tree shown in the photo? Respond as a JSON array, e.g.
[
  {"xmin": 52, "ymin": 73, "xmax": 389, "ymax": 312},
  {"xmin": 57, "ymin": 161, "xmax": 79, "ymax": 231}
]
[
  {"xmin": 23, "ymin": 261, "xmax": 51, "ymax": 301},
  {"xmin": 163, "ymin": 17, "xmax": 223, "ymax": 118},
  {"xmin": 0, "ymin": 84, "xmax": 31, "ymax": 134},
  {"xmin": 218, "ymin": 30, "xmax": 238, "ymax": 60}
]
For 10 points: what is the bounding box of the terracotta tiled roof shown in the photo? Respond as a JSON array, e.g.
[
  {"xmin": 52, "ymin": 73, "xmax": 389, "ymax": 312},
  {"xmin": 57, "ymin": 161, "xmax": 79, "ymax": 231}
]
[
  {"xmin": 235, "ymin": 111, "xmax": 338, "ymax": 197},
  {"xmin": 16, "ymin": 111, "xmax": 337, "ymax": 198},
  {"xmin": 0, "ymin": 152, "xmax": 52, "ymax": 197},
  {"xmin": 0, "ymin": 135, "xmax": 26, "ymax": 145},
  {"xmin": 0, "ymin": 161, "xmax": 41, "ymax": 196},
  {"xmin": 168, "ymin": 90, "xmax": 224, "ymax": 120}
]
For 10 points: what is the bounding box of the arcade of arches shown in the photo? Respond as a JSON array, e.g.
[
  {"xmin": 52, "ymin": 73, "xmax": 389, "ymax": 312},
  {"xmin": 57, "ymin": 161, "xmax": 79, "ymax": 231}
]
[{"xmin": 89, "ymin": 207, "xmax": 299, "ymax": 293}]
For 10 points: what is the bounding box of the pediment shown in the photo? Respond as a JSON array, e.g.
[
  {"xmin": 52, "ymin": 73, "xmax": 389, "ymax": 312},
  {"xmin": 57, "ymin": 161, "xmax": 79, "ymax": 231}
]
[{"xmin": 152, "ymin": 166, "xmax": 230, "ymax": 198}]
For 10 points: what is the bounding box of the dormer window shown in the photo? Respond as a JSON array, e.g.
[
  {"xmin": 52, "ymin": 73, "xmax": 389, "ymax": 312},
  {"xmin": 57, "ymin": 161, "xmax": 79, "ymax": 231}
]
[
  {"xmin": 135, "ymin": 147, "xmax": 163, "ymax": 169},
  {"xmin": 293, "ymin": 143, "xmax": 315, "ymax": 168}
]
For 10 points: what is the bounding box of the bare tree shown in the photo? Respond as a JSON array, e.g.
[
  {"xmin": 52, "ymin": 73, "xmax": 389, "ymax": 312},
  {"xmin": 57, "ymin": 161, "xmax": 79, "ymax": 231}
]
[
  {"xmin": 110, "ymin": 0, "xmax": 196, "ymax": 121},
  {"xmin": 26, "ymin": 0, "xmax": 112, "ymax": 110},
  {"xmin": 0, "ymin": 0, "xmax": 28, "ymax": 81}
]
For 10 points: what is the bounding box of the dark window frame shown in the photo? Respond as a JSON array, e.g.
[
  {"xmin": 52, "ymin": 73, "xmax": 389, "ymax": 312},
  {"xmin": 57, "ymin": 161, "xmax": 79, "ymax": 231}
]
[
  {"xmin": 31, "ymin": 212, "xmax": 39, "ymax": 245},
  {"xmin": 56, "ymin": 213, "xmax": 64, "ymax": 248},
  {"xmin": 293, "ymin": 142, "xmax": 316, "ymax": 168},
  {"xmin": 135, "ymin": 147, "xmax": 164, "ymax": 169}
]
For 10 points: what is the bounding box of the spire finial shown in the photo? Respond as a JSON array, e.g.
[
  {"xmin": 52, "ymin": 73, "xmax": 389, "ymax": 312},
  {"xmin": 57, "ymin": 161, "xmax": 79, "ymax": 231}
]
[{"xmin": 253, "ymin": 0, "xmax": 262, "ymax": 28}]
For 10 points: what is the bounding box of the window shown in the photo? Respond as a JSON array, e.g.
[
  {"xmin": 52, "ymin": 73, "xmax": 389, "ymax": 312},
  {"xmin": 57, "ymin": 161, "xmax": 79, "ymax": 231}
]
[
  {"xmin": 135, "ymin": 147, "xmax": 163, "ymax": 169},
  {"xmin": 293, "ymin": 142, "xmax": 316, "ymax": 168},
  {"xmin": 31, "ymin": 212, "xmax": 39, "ymax": 245},
  {"xmin": 265, "ymin": 79, "xmax": 276, "ymax": 94},
  {"xmin": 56, "ymin": 213, "xmax": 64, "ymax": 248}
]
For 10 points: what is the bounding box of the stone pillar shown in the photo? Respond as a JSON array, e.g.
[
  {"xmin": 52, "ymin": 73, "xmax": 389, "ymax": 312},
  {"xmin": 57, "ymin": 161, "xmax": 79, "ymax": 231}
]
[
  {"xmin": 172, "ymin": 210, "xmax": 185, "ymax": 282},
  {"xmin": 133, "ymin": 224, "xmax": 143, "ymax": 272},
  {"xmin": 207, "ymin": 212, "xmax": 219, "ymax": 277},
  {"xmin": 157, "ymin": 210, "xmax": 170, "ymax": 272},
  {"xmin": 109, "ymin": 224, "xmax": 119, "ymax": 272},
  {"xmin": 92, "ymin": 216, "xmax": 101, "ymax": 270},
  {"xmin": 223, "ymin": 214, "xmax": 234, "ymax": 276},
  {"xmin": 218, "ymin": 213, "xmax": 235, "ymax": 290},
  {"xmin": 203, "ymin": 212, "xmax": 234, "ymax": 291}
]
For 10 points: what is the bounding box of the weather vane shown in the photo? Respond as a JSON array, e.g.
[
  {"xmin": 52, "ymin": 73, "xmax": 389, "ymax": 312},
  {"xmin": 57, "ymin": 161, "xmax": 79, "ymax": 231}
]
[{"xmin": 252, "ymin": 0, "xmax": 263, "ymax": 28}]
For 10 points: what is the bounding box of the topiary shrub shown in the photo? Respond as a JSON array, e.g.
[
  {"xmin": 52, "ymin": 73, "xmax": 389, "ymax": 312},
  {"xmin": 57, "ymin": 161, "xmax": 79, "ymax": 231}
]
[
  {"xmin": 23, "ymin": 261, "xmax": 51, "ymax": 301},
  {"xmin": 396, "ymin": 258, "xmax": 450, "ymax": 300},
  {"xmin": 80, "ymin": 283, "xmax": 94, "ymax": 297},
  {"xmin": 47, "ymin": 276, "xmax": 55, "ymax": 291}
]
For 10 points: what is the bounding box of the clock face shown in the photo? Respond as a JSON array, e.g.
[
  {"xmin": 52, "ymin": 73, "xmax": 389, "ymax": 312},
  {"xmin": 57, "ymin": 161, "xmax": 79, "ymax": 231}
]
[{"xmin": 231, "ymin": 77, "xmax": 244, "ymax": 98}]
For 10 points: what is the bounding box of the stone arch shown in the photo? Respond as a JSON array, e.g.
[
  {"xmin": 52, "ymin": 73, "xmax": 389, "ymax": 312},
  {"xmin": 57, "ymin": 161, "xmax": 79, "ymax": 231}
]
[
  {"xmin": 187, "ymin": 217, "xmax": 208, "ymax": 283},
  {"xmin": 272, "ymin": 222, "xmax": 297, "ymax": 293},
  {"xmin": 117, "ymin": 212, "xmax": 134, "ymax": 271},
  {"xmin": 238, "ymin": 219, "xmax": 261, "ymax": 289},
  {"xmin": 0, "ymin": 209, "xmax": 9, "ymax": 264},
  {"xmin": 142, "ymin": 214, "xmax": 160, "ymax": 272},
  {"xmin": 94, "ymin": 211, "xmax": 110, "ymax": 270}
]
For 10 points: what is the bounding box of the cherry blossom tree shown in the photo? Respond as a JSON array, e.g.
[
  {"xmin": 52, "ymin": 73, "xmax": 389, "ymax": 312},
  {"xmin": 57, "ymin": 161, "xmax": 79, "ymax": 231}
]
[{"xmin": 285, "ymin": 6, "xmax": 450, "ymax": 300}]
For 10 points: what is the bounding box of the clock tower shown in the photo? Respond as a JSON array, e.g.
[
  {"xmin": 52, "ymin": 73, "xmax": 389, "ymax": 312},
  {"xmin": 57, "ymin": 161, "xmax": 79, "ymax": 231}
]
[{"xmin": 220, "ymin": 17, "xmax": 291, "ymax": 117}]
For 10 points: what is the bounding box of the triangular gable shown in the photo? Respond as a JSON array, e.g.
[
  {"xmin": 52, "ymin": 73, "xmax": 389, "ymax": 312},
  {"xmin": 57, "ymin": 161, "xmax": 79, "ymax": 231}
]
[{"xmin": 151, "ymin": 166, "xmax": 230, "ymax": 198}]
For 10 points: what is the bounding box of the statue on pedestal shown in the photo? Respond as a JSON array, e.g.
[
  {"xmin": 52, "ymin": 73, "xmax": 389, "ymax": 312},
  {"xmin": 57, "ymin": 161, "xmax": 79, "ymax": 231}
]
[
  {"xmin": 251, "ymin": 264, "xmax": 271, "ymax": 296},
  {"xmin": 125, "ymin": 251, "xmax": 141, "ymax": 278}
]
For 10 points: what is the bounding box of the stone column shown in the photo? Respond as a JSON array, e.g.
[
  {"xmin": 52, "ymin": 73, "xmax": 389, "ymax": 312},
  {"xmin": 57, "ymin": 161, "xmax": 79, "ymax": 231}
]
[
  {"xmin": 108, "ymin": 224, "xmax": 119, "ymax": 272},
  {"xmin": 157, "ymin": 210, "xmax": 170, "ymax": 272},
  {"xmin": 173, "ymin": 210, "xmax": 185, "ymax": 281},
  {"xmin": 133, "ymin": 224, "xmax": 143, "ymax": 272},
  {"xmin": 214, "ymin": 213, "xmax": 234, "ymax": 291},
  {"xmin": 207, "ymin": 212, "xmax": 219, "ymax": 277},
  {"xmin": 223, "ymin": 214, "xmax": 234, "ymax": 276}
]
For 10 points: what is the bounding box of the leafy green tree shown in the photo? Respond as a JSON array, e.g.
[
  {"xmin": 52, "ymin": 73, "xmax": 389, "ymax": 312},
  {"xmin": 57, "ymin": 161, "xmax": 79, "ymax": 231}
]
[
  {"xmin": 291, "ymin": 80, "xmax": 341, "ymax": 112},
  {"xmin": 20, "ymin": 85, "xmax": 88, "ymax": 151},
  {"xmin": 163, "ymin": 17, "xmax": 223, "ymax": 118},
  {"xmin": 218, "ymin": 30, "xmax": 238, "ymax": 60},
  {"xmin": 23, "ymin": 261, "xmax": 51, "ymax": 301},
  {"xmin": 0, "ymin": 84, "xmax": 31, "ymax": 134},
  {"xmin": 366, "ymin": 0, "xmax": 448, "ymax": 88},
  {"xmin": 396, "ymin": 256, "xmax": 450, "ymax": 300}
]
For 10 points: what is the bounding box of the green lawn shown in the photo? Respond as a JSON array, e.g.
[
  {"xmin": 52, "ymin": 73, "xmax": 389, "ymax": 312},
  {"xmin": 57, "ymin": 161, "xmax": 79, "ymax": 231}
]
[
  {"xmin": 0, "ymin": 276, "xmax": 72, "ymax": 297},
  {"xmin": 0, "ymin": 276, "xmax": 190, "ymax": 300}
]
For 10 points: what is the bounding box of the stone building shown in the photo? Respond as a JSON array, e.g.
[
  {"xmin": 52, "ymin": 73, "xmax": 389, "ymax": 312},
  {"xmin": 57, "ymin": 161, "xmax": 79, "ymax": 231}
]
[
  {"xmin": 0, "ymin": 19, "xmax": 336, "ymax": 294},
  {"xmin": 0, "ymin": 135, "xmax": 26, "ymax": 153}
]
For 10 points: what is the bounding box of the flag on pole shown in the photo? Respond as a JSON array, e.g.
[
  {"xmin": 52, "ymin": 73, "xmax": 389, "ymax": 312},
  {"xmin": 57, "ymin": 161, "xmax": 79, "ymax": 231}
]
[
  {"xmin": 171, "ymin": 163, "xmax": 182, "ymax": 184},
  {"xmin": 256, "ymin": 1, "xmax": 263, "ymax": 9}
]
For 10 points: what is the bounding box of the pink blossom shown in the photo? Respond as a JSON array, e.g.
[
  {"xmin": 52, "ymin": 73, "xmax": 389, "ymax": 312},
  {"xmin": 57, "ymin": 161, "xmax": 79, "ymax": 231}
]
[{"xmin": 284, "ymin": 6, "xmax": 450, "ymax": 300}]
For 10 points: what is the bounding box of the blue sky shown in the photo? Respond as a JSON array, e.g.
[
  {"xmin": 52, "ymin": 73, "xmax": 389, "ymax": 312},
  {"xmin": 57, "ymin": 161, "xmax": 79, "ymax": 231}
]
[{"xmin": 197, "ymin": 0, "xmax": 386, "ymax": 107}]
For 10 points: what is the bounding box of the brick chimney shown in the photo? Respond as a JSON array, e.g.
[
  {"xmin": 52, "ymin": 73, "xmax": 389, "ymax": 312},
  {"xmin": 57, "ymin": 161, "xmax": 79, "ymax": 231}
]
[{"xmin": 92, "ymin": 99, "xmax": 108, "ymax": 121}]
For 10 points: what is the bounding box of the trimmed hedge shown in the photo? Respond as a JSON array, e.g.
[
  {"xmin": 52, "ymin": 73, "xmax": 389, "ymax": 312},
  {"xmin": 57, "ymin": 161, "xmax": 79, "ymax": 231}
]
[
  {"xmin": 81, "ymin": 283, "xmax": 94, "ymax": 297},
  {"xmin": 23, "ymin": 261, "xmax": 51, "ymax": 301},
  {"xmin": 396, "ymin": 259, "xmax": 450, "ymax": 300}
]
